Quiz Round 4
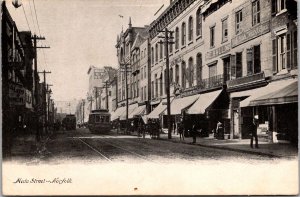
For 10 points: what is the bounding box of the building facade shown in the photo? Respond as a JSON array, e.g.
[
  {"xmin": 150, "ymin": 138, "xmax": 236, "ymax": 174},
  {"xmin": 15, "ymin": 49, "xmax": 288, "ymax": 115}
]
[
  {"xmin": 113, "ymin": 19, "xmax": 149, "ymax": 123},
  {"xmin": 2, "ymin": 1, "xmax": 36, "ymax": 156},
  {"xmin": 113, "ymin": 0, "xmax": 298, "ymax": 143}
]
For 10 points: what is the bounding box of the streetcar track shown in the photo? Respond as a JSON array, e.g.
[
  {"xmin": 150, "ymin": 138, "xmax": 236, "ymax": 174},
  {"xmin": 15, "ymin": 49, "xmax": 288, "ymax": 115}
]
[
  {"xmin": 73, "ymin": 130, "xmax": 155, "ymax": 163},
  {"xmin": 74, "ymin": 137, "xmax": 112, "ymax": 162}
]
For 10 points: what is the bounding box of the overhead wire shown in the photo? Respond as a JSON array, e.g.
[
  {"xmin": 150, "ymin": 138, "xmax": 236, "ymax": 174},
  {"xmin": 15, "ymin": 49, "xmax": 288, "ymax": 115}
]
[
  {"xmin": 21, "ymin": 2, "xmax": 31, "ymax": 32},
  {"xmin": 32, "ymin": 0, "xmax": 41, "ymax": 36},
  {"xmin": 28, "ymin": 0, "xmax": 37, "ymax": 34},
  {"xmin": 31, "ymin": 0, "xmax": 50, "ymax": 71}
]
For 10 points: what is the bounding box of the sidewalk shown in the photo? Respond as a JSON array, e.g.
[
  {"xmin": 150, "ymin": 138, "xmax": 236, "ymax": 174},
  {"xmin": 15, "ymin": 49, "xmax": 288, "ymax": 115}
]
[
  {"xmin": 158, "ymin": 133, "xmax": 298, "ymax": 158},
  {"xmin": 8, "ymin": 132, "xmax": 53, "ymax": 161}
]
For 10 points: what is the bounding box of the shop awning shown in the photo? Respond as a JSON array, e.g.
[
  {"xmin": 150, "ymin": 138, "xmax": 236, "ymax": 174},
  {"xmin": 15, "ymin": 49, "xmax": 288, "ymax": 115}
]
[
  {"xmin": 186, "ymin": 90, "xmax": 222, "ymax": 114},
  {"xmin": 240, "ymin": 78, "xmax": 297, "ymax": 107},
  {"xmin": 119, "ymin": 103, "xmax": 138, "ymax": 120},
  {"xmin": 147, "ymin": 97, "xmax": 176, "ymax": 119},
  {"xmin": 249, "ymin": 81, "xmax": 298, "ymax": 106},
  {"xmin": 111, "ymin": 106, "xmax": 126, "ymax": 121},
  {"xmin": 128, "ymin": 105, "xmax": 146, "ymax": 119},
  {"xmin": 164, "ymin": 94, "xmax": 200, "ymax": 115}
]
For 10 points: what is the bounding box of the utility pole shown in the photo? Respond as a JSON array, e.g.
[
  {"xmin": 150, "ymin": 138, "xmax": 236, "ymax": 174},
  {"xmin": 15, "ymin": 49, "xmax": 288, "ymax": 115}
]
[
  {"xmin": 158, "ymin": 28, "xmax": 174, "ymax": 139},
  {"xmin": 46, "ymin": 84, "xmax": 53, "ymax": 127},
  {"xmin": 38, "ymin": 70, "xmax": 51, "ymax": 134},
  {"xmin": 119, "ymin": 63, "xmax": 131, "ymax": 132},
  {"xmin": 32, "ymin": 35, "xmax": 50, "ymax": 141}
]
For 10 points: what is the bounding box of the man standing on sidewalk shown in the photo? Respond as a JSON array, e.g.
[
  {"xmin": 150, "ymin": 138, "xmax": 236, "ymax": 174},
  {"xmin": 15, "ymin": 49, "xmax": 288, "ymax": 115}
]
[
  {"xmin": 251, "ymin": 115, "xmax": 259, "ymax": 148},
  {"xmin": 191, "ymin": 124, "xmax": 197, "ymax": 143}
]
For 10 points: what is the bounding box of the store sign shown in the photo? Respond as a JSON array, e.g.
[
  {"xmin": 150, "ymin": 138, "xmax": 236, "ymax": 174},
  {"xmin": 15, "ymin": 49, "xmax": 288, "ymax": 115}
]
[
  {"xmin": 231, "ymin": 20, "xmax": 270, "ymax": 48},
  {"xmin": 8, "ymin": 83, "xmax": 25, "ymax": 106},
  {"xmin": 206, "ymin": 43, "xmax": 231, "ymax": 60}
]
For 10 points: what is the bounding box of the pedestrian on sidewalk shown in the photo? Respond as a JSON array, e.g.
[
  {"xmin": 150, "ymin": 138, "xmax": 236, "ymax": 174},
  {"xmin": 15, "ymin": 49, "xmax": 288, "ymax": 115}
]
[
  {"xmin": 191, "ymin": 124, "xmax": 197, "ymax": 143},
  {"xmin": 178, "ymin": 121, "xmax": 184, "ymax": 141},
  {"xmin": 216, "ymin": 121, "xmax": 224, "ymax": 140},
  {"xmin": 250, "ymin": 115, "xmax": 259, "ymax": 148}
]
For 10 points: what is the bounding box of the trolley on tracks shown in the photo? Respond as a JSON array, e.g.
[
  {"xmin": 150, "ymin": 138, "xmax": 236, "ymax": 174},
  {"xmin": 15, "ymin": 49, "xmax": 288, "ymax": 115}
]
[
  {"xmin": 62, "ymin": 114, "xmax": 76, "ymax": 130},
  {"xmin": 88, "ymin": 109, "xmax": 111, "ymax": 134}
]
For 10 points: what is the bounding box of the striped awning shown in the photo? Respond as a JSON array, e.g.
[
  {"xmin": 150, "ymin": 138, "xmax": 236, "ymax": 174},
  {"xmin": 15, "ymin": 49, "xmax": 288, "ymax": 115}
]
[
  {"xmin": 128, "ymin": 105, "xmax": 146, "ymax": 119},
  {"xmin": 240, "ymin": 78, "xmax": 298, "ymax": 107},
  {"xmin": 249, "ymin": 81, "xmax": 298, "ymax": 106}
]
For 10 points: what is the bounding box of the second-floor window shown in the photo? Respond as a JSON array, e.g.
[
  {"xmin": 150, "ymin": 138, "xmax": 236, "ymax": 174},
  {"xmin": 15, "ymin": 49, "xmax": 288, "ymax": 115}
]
[
  {"xmin": 175, "ymin": 27, "xmax": 179, "ymax": 50},
  {"xmin": 208, "ymin": 63, "xmax": 217, "ymax": 87},
  {"xmin": 252, "ymin": 0, "xmax": 260, "ymax": 26},
  {"xmin": 188, "ymin": 57, "xmax": 194, "ymax": 87},
  {"xmin": 210, "ymin": 26, "xmax": 215, "ymax": 48},
  {"xmin": 181, "ymin": 61, "xmax": 186, "ymax": 88},
  {"xmin": 235, "ymin": 10, "xmax": 243, "ymax": 34},
  {"xmin": 236, "ymin": 52, "xmax": 243, "ymax": 78},
  {"xmin": 141, "ymin": 87, "xmax": 144, "ymax": 101},
  {"xmin": 182, "ymin": 22, "xmax": 186, "ymax": 46},
  {"xmin": 247, "ymin": 45, "xmax": 261, "ymax": 75},
  {"xmin": 196, "ymin": 53, "xmax": 202, "ymax": 85},
  {"xmin": 188, "ymin": 16, "xmax": 193, "ymax": 41},
  {"xmin": 144, "ymin": 86, "xmax": 147, "ymax": 101}
]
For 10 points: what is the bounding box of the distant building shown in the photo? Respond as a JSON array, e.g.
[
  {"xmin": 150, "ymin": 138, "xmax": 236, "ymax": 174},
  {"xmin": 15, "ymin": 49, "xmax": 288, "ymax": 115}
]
[{"xmin": 86, "ymin": 66, "xmax": 117, "ymax": 112}]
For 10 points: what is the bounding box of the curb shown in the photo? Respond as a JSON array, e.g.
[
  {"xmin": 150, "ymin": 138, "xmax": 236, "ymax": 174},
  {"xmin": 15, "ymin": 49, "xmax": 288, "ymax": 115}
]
[{"xmin": 158, "ymin": 138, "xmax": 281, "ymax": 158}]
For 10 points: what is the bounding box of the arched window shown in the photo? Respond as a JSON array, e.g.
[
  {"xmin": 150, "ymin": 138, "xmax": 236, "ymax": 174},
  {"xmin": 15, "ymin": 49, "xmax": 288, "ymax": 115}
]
[
  {"xmin": 175, "ymin": 27, "xmax": 179, "ymax": 49},
  {"xmin": 188, "ymin": 57, "xmax": 194, "ymax": 87},
  {"xmin": 155, "ymin": 43, "xmax": 158, "ymax": 62},
  {"xmin": 196, "ymin": 53, "xmax": 202, "ymax": 85},
  {"xmin": 188, "ymin": 16, "xmax": 193, "ymax": 41},
  {"xmin": 181, "ymin": 22, "xmax": 186, "ymax": 46},
  {"xmin": 196, "ymin": 8, "xmax": 202, "ymax": 37},
  {"xmin": 181, "ymin": 61, "xmax": 186, "ymax": 88}
]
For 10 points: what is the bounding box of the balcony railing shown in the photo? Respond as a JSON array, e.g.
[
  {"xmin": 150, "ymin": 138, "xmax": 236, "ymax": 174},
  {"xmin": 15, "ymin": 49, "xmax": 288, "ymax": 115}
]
[
  {"xmin": 198, "ymin": 74, "xmax": 224, "ymax": 90},
  {"xmin": 183, "ymin": 74, "xmax": 224, "ymax": 95},
  {"xmin": 227, "ymin": 72, "xmax": 265, "ymax": 88}
]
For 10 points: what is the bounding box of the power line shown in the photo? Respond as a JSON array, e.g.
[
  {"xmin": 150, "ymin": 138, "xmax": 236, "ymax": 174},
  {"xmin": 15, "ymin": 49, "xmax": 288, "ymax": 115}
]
[
  {"xmin": 28, "ymin": 0, "xmax": 37, "ymax": 34},
  {"xmin": 21, "ymin": 4, "xmax": 31, "ymax": 31},
  {"xmin": 32, "ymin": 0, "xmax": 41, "ymax": 36},
  {"xmin": 31, "ymin": 0, "xmax": 50, "ymax": 70}
]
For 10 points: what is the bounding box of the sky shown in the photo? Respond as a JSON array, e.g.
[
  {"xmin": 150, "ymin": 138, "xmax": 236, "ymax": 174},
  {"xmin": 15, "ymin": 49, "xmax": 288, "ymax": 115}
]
[{"xmin": 7, "ymin": 0, "xmax": 170, "ymax": 101}]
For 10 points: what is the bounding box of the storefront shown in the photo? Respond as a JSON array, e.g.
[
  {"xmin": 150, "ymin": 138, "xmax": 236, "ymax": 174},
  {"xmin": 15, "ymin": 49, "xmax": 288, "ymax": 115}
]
[
  {"xmin": 186, "ymin": 89, "xmax": 229, "ymax": 137},
  {"xmin": 239, "ymin": 78, "xmax": 298, "ymax": 143}
]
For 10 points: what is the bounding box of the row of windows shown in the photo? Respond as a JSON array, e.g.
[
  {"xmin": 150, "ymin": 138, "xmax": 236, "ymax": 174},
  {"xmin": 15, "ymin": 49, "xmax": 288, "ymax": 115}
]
[{"xmin": 151, "ymin": 6, "xmax": 202, "ymax": 65}]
